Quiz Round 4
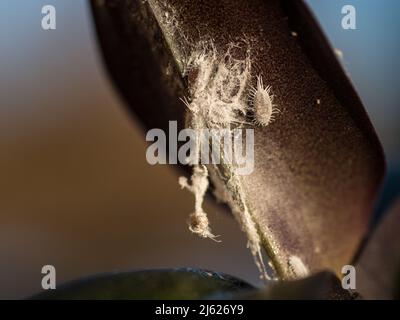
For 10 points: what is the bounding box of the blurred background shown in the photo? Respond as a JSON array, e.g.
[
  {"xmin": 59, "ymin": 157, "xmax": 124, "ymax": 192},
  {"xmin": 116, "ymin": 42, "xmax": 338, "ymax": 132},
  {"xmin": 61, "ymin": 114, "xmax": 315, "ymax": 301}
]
[{"xmin": 0, "ymin": 0, "xmax": 399, "ymax": 299}]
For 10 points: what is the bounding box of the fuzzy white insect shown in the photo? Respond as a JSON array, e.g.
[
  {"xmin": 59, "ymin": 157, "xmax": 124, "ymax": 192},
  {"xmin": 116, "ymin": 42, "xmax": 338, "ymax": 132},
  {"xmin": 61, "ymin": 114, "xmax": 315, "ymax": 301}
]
[
  {"xmin": 181, "ymin": 41, "xmax": 252, "ymax": 127},
  {"xmin": 249, "ymin": 75, "xmax": 279, "ymax": 126}
]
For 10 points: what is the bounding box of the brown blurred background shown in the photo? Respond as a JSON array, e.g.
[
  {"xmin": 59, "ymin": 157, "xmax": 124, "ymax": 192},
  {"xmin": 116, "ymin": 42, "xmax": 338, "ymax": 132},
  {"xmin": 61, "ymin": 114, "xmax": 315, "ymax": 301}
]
[{"xmin": 0, "ymin": 0, "xmax": 399, "ymax": 299}]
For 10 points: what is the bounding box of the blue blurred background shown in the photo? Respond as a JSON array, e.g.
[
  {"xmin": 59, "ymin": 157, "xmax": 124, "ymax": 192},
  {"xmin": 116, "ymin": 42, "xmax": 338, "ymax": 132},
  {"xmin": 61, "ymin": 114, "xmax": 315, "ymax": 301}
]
[
  {"xmin": 0, "ymin": 0, "xmax": 399, "ymax": 298},
  {"xmin": 307, "ymin": 0, "xmax": 400, "ymax": 222}
]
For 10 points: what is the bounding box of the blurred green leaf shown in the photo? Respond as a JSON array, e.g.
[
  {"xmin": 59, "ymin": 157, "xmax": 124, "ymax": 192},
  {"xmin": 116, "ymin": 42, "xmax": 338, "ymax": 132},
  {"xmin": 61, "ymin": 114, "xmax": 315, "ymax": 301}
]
[{"xmin": 31, "ymin": 268, "xmax": 253, "ymax": 300}]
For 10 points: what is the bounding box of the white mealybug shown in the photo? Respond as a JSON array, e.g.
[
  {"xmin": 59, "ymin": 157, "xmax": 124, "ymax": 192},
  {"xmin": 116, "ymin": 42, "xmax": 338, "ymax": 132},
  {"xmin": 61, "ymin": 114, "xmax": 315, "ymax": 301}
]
[{"xmin": 249, "ymin": 75, "xmax": 279, "ymax": 126}]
